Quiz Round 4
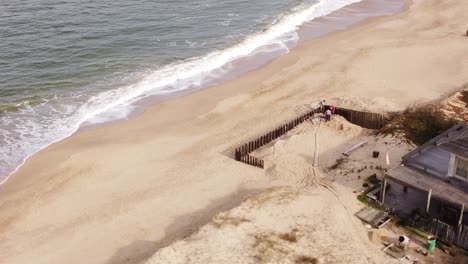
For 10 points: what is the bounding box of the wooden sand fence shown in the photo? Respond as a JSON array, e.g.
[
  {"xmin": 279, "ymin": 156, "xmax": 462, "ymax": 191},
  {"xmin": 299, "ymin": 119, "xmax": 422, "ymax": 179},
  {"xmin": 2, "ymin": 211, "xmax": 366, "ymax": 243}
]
[
  {"xmin": 333, "ymin": 107, "xmax": 384, "ymax": 130},
  {"xmin": 422, "ymin": 219, "xmax": 468, "ymax": 250},
  {"xmin": 234, "ymin": 106, "xmax": 385, "ymax": 169}
]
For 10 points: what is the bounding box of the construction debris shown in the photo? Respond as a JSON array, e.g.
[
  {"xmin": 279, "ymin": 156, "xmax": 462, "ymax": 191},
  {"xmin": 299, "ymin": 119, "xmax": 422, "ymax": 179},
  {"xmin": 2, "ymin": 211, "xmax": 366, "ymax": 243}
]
[{"xmin": 382, "ymin": 243, "xmax": 418, "ymax": 263}]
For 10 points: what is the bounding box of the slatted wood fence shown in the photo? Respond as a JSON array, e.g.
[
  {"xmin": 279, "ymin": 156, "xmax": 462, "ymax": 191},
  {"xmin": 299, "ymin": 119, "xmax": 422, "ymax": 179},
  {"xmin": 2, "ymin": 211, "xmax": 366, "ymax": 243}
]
[
  {"xmin": 334, "ymin": 107, "xmax": 384, "ymax": 130},
  {"xmin": 234, "ymin": 107, "xmax": 323, "ymax": 168},
  {"xmin": 234, "ymin": 106, "xmax": 385, "ymax": 169},
  {"xmin": 422, "ymin": 219, "xmax": 468, "ymax": 250}
]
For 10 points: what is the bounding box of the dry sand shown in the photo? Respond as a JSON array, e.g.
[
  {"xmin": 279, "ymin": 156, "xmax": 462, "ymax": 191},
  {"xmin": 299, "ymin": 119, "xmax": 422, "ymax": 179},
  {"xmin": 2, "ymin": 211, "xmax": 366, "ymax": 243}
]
[
  {"xmin": 1, "ymin": 0, "xmax": 468, "ymax": 263},
  {"xmin": 142, "ymin": 117, "xmax": 401, "ymax": 264},
  {"xmin": 144, "ymin": 117, "xmax": 464, "ymax": 264},
  {"xmin": 144, "ymin": 186, "xmax": 394, "ymax": 264}
]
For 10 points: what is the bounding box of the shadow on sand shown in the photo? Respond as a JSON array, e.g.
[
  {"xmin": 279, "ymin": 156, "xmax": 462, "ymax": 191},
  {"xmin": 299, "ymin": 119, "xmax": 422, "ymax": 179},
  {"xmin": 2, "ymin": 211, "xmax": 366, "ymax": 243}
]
[{"xmin": 105, "ymin": 188, "xmax": 262, "ymax": 264}]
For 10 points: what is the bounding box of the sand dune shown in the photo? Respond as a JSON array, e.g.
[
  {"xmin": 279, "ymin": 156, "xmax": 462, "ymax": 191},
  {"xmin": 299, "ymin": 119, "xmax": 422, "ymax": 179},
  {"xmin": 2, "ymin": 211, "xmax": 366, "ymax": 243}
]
[{"xmin": 144, "ymin": 186, "xmax": 396, "ymax": 264}]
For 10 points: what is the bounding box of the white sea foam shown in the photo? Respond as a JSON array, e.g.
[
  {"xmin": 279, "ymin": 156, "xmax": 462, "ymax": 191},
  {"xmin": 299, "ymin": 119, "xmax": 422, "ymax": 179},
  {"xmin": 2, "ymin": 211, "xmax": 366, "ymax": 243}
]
[
  {"xmin": 0, "ymin": 0, "xmax": 363, "ymax": 184},
  {"xmin": 76, "ymin": 0, "xmax": 363, "ymax": 124}
]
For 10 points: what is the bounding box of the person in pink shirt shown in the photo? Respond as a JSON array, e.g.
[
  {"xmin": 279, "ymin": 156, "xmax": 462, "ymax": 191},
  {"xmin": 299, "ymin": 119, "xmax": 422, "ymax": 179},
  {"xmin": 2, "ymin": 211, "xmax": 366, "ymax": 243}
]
[{"xmin": 325, "ymin": 109, "xmax": 332, "ymax": 122}]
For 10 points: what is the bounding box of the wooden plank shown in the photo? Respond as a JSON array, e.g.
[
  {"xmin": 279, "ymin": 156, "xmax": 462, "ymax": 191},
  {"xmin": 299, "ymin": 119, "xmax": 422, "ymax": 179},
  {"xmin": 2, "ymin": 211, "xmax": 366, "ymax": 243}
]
[{"xmin": 342, "ymin": 141, "xmax": 368, "ymax": 156}]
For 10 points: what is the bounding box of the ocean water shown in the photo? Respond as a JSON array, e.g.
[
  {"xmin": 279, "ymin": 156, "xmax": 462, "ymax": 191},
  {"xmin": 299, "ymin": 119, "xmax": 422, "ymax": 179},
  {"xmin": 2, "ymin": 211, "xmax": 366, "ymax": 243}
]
[{"xmin": 0, "ymin": 0, "xmax": 403, "ymax": 183}]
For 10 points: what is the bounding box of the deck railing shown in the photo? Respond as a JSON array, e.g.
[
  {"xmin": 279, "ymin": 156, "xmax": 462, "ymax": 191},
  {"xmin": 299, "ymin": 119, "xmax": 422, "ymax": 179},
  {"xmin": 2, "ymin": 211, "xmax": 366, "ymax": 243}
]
[{"xmin": 422, "ymin": 218, "xmax": 468, "ymax": 250}]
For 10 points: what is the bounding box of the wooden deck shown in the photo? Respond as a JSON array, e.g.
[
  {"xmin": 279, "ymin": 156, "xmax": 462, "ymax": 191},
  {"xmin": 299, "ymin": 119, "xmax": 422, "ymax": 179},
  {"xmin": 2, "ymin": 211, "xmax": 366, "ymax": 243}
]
[
  {"xmin": 386, "ymin": 165, "xmax": 468, "ymax": 207},
  {"xmin": 355, "ymin": 207, "xmax": 392, "ymax": 228}
]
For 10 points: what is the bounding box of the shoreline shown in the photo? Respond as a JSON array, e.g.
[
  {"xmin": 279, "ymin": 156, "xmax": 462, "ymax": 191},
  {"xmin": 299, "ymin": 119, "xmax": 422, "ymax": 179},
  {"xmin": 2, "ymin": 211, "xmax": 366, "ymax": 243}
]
[
  {"xmin": 0, "ymin": 0, "xmax": 407, "ymax": 185},
  {"xmin": 1, "ymin": 0, "xmax": 468, "ymax": 263},
  {"xmin": 81, "ymin": 0, "xmax": 408, "ymax": 130}
]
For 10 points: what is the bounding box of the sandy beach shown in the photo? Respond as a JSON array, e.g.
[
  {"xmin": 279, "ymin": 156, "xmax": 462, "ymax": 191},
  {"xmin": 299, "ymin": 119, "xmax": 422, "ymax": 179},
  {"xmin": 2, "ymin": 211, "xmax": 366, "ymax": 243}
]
[{"xmin": 1, "ymin": 0, "xmax": 468, "ymax": 263}]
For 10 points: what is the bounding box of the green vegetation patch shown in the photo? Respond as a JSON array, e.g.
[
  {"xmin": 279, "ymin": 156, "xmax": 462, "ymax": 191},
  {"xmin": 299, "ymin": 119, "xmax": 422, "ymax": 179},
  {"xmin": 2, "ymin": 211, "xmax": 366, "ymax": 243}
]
[
  {"xmin": 380, "ymin": 107, "xmax": 458, "ymax": 145},
  {"xmin": 403, "ymin": 208, "xmax": 433, "ymax": 229},
  {"xmin": 366, "ymin": 174, "xmax": 380, "ymax": 184}
]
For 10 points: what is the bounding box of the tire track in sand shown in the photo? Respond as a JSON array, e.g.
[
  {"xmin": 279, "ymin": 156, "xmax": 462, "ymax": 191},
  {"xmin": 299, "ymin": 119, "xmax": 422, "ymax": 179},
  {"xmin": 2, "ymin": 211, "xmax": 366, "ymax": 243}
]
[{"xmin": 310, "ymin": 119, "xmax": 367, "ymax": 243}]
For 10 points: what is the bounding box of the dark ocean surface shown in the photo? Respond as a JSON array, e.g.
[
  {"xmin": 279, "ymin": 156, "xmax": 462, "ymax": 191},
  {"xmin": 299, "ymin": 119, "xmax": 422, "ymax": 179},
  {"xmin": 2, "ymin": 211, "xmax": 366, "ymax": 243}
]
[{"xmin": 0, "ymin": 0, "xmax": 403, "ymax": 183}]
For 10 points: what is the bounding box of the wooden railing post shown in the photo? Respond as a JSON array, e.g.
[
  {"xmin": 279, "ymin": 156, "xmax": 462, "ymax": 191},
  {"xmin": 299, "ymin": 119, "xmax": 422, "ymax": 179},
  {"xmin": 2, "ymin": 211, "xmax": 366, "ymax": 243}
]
[
  {"xmin": 426, "ymin": 189, "xmax": 432, "ymax": 213},
  {"xmin": 381, "ymin": 177, "xmax": 387, "ymax": 204},
  {"xmin": 459, "ymin": 203, "xmax": 465, "ymax": 226}
]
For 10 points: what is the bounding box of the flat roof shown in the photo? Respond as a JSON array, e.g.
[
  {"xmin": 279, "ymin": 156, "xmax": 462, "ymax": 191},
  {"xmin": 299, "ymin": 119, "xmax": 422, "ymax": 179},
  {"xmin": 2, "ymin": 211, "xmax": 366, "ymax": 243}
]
[
  {"xmin": 440, "ymin": 136, "xmax": 468, "ymax": 159},
  {"xmin": 401, "ymin": 123, "xmax": 467, "ymax": 178},
  {"xmin": 386, "ymin": 165, "xmax": 468, "ymax": 207},
  {"xmin": 407, "ymin": 145, "xmax": 450, "ymax": 177}
]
